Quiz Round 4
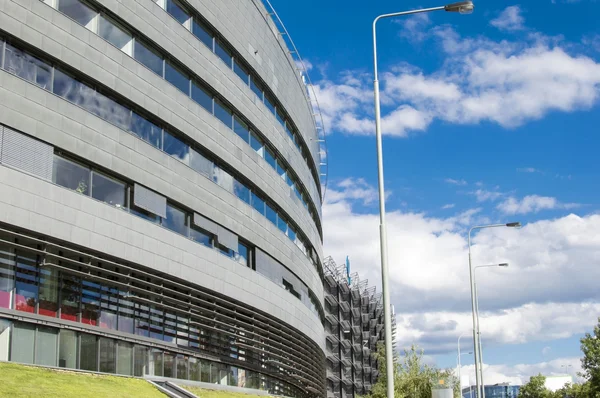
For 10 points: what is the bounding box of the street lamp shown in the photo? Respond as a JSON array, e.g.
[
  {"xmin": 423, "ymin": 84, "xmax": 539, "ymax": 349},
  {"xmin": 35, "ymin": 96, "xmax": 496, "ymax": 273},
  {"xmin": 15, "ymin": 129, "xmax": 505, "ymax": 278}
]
[
  {"xmin": 468, "ymin": 223, "xmax": 520, "ymax": 398},
  {"xmin": 372, "ymin": 3, "xmax": 474, "ymax": 396},
  {"xmin": 457, "ymin": 349, "xmax": 473, "ymax": 392}
]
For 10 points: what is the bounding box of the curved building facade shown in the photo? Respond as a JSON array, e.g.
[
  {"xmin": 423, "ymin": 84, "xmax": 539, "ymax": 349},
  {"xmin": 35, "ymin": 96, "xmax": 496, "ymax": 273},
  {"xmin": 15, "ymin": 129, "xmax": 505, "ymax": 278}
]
[{"xmin": 0, "ymin": 0, "xmax": 325, "ymax": 396}]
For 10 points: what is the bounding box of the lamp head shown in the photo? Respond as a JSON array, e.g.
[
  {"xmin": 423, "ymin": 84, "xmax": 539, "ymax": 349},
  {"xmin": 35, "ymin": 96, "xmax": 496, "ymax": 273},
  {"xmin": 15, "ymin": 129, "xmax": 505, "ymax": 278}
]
[
  {"xmin": 445, "ymin": 1, "xmax": 474, "ymax": 14},
  {"xmin": 499, "ymin": 263, "xmax": 509, "ymax": 267},
  {"xmin": 506, "ymin": 222, "xmax": 521, "ymax": 228}
]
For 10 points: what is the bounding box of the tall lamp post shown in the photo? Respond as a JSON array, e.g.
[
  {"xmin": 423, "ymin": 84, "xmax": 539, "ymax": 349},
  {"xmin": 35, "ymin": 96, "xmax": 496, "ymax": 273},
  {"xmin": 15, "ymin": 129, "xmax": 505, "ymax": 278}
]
[
  {"xmin": 372, "ymin": 3, "xmax": 474, "ymax": 396},
  {"xmin": 468, "ymin": 223, "xmax": 520, "ymax": 398}
]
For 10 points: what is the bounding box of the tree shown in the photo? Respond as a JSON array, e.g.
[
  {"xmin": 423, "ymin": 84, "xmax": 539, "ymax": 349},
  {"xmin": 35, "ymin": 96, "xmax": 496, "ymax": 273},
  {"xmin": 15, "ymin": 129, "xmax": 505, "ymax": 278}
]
[
  {"xmin": 519, "ymin": 374, "xmax": 551, "ymax": 398},
  {"xmin": 580, "ymin": 317, "xmax": 600, "ymax": 396}
]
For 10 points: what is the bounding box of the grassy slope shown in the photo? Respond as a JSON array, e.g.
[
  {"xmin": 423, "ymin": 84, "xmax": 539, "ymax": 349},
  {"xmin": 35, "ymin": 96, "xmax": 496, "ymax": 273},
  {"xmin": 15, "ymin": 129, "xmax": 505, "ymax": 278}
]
[
  {"xmin": 0, "ymin": 362, "xmax": 165, "ymax": 398},
  {"xmin": 184, "ymin": 386, "xmax": 265, "ymax": 397}
]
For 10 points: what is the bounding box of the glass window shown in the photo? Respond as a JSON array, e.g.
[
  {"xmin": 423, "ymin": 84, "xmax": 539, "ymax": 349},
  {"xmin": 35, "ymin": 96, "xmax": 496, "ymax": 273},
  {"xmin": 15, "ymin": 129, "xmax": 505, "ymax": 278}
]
[
  {"xmin": 214, "ymin": 99, "xmax": 233, "ymax": 128},
  {"xmin": 98, "ymin": 16, "xmax": 132, "ymax": 55},
  {"xmin": 60, "ymin": 274, "xmax": 80, "ymax": 322},
  {"xmin": 250, "ymin": 132, "xmax": 264, "ymax": 157},
  {"xmin": 264, "ymin": 95, "xmax": 276, "ymax": 115},
  {"xmin": 236, "ymin": 243, "xmax": 248, "ymax": 267},
  {"xmin": 165, "ymin": 62, "xmax": 189, "ymax": 95},
  {"xmin": 58, "ymin": 0, "xmax": 96, "ymax": 29},
  {"xmin": 229, "ymin": 367, "xmax": 238, "ymax": 387},
  {"xmin": 265, "ymin": 147, "xmax": 277, "ymax": 171},
  {"xmin": 201, "ymin": 361, "xmax": 210, "ymax": 382},
  {"xmin": 190, "ymin": 226, "xmax": 212, "ymax": 248},
  {"xmin": 81, "ymin": 280, "xmax": 100, "ymax": 326},
  {"xmin": 0, "ymin": 244, "xmax": 15, "ymax": 309},
  {"xmin": 163, "ymin": 131, "xmax": 189, "ymax": 164},
  {"xmin": 133, "ymin": 345, "xmax": 148, "ymax": 377},
  {"xmin": 99, "ymin": 286, "xmax": 118, "ymax": 330},
  {"xmin": 276, "ymin": 110, "xmax": 285, "ymax": 126},
  {"xmin": 92, "ymin": 92, "xmax": 132, "ymax": 131},
  {"xmin": 79, "ymin": 333, "xmax": 98, "ymax": 371},
  {"xmin": 134, "ymin": 303, "xmax": 150, "ymax": 337},
  {"xmin": 52, "ymin": 69, "xmax": 91, "ymax": 108},
  {"xmin": 288, "ymin": 225, "xmax": 297, "ymax": 242},
  {"xmin": 117, "ymin": 342, "xmax": 133, "ymax": 376},
  {"xmin": 163, "ymin": 203, "xmax": 187, "ymax": 236},
  {"xmin": 131, "ymin": 112, "xmax": 162, "ymax": 149},
  {"xmin": 251, "ymin": 192, "xmax": 265, "ymax": 215},
  {"xmin": 250, "ymin": 77, "xmax": 263, "ymax": 101},
  {"xmin": 191, "ymin": 82, "xmax": 213, "ymax": 112},
  {"xmin": 285, "ymin": 123, "xmax": 294, "ymax": 141},
  {"xmin": 39, "ymin": 267, "xmax": 58, "ymax": 317},
  {"xmin": 189, "ymin": 358, "xmax": 201, "ymax": 382},
  {"xmin": 166, "ymin": 0, "xmax": 189, "ymax": 26},
  {"xmin": 213, "ymin": 167, "xmax": 234, "ymax": 193},
  {"xmin": 149, "ymin": 306, "xmax": 163, "ymax": 341},
  {"xmin": 233, "ymin": 116, "xmax": 249, "ymax": 143},
  {"xmin": 59, "ymin": 330, "xmax": 78, "ymax": 369},
  {"xmin": 233, "ymin": 60, "xmax": 250, "ymax": 85},
  {"xmin": 149, "ymin": 349, "xmax": 163, "ymax": 376},
  {"xmin": 176, "ymin": 355, "xmax": 188, "ymax": 380},
  {"xmin": 14, "ymin": 253, "xmax": 38, "ymax": 314},
  {"xmin": 278, "ymin": 215, "xmax": 288, "ymax": 236},
  {"xmin": 11, "ymin": 322, "xmax": 35, "ymax": 364},
  {"xmin": 190, "ymin": 149, "xmax": 213, "ymax": 178},
  {"xmin": 234, "ymin": 179, "xmax": 250, "ymax": 204},
  {"xmin": 193, "ymin": 20, "xmax": 213, "ymax": 50},
  {"xmin": 3, "ymin": 44, "xmax": 52, "ymax": 90},
  {"xmin": 134, "ymin": 40, "xmax": 163, "ymax": 77},
  {"xmin": 164, "ymin": 352, "xmax": 175, "ymax": 378},
  {"xmin": 91, "ymin": 172, "xmax": 126, "ymax": 208},
  {"xmin": 265, "ymin": 203, "xmax": 277, "ymax": 225},
  {"xmin": 99, "ymin": 337, "xmax": 116, "ymax": 373},
  {"xmin": 117, "ymin": 290, "xmax": 134, "ymax": 334},
  {"xmin": 215, "ymin": 40, "xmax": 232, "ymax": 67},
  {"xmin": 276, "ymin": 160, "xmax": 286, "ymax": 181},
  {"xmin": 36, "ymin": 326, "xmax": 58, "ymax": 366}
]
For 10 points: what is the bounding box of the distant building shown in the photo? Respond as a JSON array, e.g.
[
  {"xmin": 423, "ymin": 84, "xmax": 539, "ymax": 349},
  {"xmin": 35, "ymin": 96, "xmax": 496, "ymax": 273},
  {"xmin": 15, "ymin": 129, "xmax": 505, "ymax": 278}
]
[{"xmin": 462, "ymin": 383, "xmax": 520, "ymax": 398}]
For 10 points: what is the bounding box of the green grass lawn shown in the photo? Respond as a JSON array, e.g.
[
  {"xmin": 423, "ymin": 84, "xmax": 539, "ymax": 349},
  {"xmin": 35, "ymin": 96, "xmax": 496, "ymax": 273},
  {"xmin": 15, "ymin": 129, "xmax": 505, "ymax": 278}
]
[
  {"xmin": 0, "ymin": 362, "xmax": 166, "ymax": 398},
  {"xmin": 184, "ymin": 385, "xmax": 266, "ymax": 397}
]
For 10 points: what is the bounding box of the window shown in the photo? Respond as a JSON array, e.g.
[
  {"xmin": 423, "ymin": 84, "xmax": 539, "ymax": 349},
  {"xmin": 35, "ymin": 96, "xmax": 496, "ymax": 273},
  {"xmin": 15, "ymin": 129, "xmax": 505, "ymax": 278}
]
[
  {"xmin": 91, "ymin": 172, "xmax": 126, "ymax": 208},
  {"xmin": 176, "ymin": 355, "xmax": 188, "ymax": 380},
  {"xmin": 163, "ymin": 352, "xmax": 175, "ymax": 378},
  {"xmin": 60, "ymin": 274, "xmax": 80, "ymax": 322},
  {"xmin": 166, "ymin": 0, "xmax": 190, "ymax": 26},
  {"xmin": 264, "ymin": 95, "xmax": 276, "ymax": 115},
  {"xmin": 118, "ymin": 291, "xmax": 134, "ymax": 334},
  {"xmin": 131, "ymin": 112, "xmax": 162, "ymax": 149},
  {"xmin": 59, "ymin": 330, "xmax": 78, "ymax": 369},
  {"xmin": 99, "ymin": 337, "xmax": 116, "ymax": 373},
  {"xmin": 233, "ymin": 116, "xmax": 249, "ymax": 143},
  {"xmin": 165, "ymin": 62, "xmax": 189, "ymax": 95},
  {"xmin": 134, "ymin": 41, "xmax": 163, "ymax": 76},
  {"xmin": 190, "ymin": 149, "xmax": 213, "ymax": 178},
  {"xmin": 201, "ymin": 361, "xmax": 210, "ymax": 382},
  {"xmin": 234, "ymin": 60, "xmax": 250, "ymax": 85},
  {"xmin": 237, "ymin": 243, "xmax": 249, "ymax": 267},
  {"xmin": 250, "ymin": 132, "xmax": 264, "ymax": 157},
  {"xmin": 250, "ymin": 77, "xmax": 263, "ymax": 101},
  {"xmin": 98, "ymin": 16, "xmax": 132, "ymax": 55},
  {"xmin": 79, "ymin": 333, "xmax": 98, "ymax": 371},
  {"xmin": 14, "ymin": 253, "xmax": 38, "ymax": 314},
  {"xmin": 265, "ymin": 147, "xmax": 277, "ymax": 170},
  {"xmin": 163, "ymin": 131, "xmax": 189, "ymax": 164},
  {"xmin": 215, "ymin": 40, "xmax": 232, "ymax": 67},
  {"xmin": 36, "ymin": 326, "xmax": 58, "ymax": 366},
  {"xmin": 251, "ymin": 192, "xmax": 265, "ymax": 215},
  {"xmin": 265, "ymin": 203, "xmax": 277, "ymax": 225},
  {"xmin": 3, "ymin": 44, "xmax": 52, "ymax": 90},
  {"xmin": 193, "ymin": 20, "xmax": 213, "ymax": 50},
  {"xmin": 191, "ymin": 82, "xmax": 213, "ymax": 112},
  {"xmin": 0, "ymin": 244, "xmax": 15, "ymax": 309},
  {"xmin": 276, "ymin": 110, "xmax": 285, "ymax": 126},
  {"xmin": 288, "ymin": 226, "xmax": 297, "ymax": 242},
  {"xmin": 189, "ymin": 358, "xmax": 201, "ymax": 381},
  {"xmin": 213, "ymin": 167, "xmax": 234, "ymax": 193},
  {"xmin": 233, "ymin": 179, "xmax": 250, "ymax": 204},
  {"xmin": 190, "ymin": 226, "xmax": 212, "ymax": 248},
  {"xmin": 81, "ymin": 280, "xmax": 100, "ymax": 326},
  {"xmin": 276, "ymin": 161, "xmax": 286, "ymax": 181},
  {"xmin": 162, "ymin": 203, "xmax": 187, "ymax": 236},
  {"xmin": 285, "ymin": 123, "xmax": 294, "ymax": 141},
  {"xmin": 11, "ymin": 322, "xmax": 35, "ymax": 364},
  {"xmin": 149, "ymin": 349, "xmax": 163, "ymax": 376},
  {"xmin": 133, "ymin": 345, "xmax": 148, "ymax": 377},
  {"xmin": 38, "ymin": 267, "xmax": 58, "ymax": 317},
  {"xmin": 117, "ymin": 342, "xmax": 133, "ymax": 376},
  {"xmin": 277, "ymin": 216, "xmax": 288, "ymax": 236},
  {"xmin": 53, "ymin": 156, "xmax": 91, "ymax": 195},
  {"xmin": 214, "ymin": 99, "xmax": 233, "ymax": 128},
  {"xmin": 58, "ymin": 0, "xmax": 96, "ymax": 30}
]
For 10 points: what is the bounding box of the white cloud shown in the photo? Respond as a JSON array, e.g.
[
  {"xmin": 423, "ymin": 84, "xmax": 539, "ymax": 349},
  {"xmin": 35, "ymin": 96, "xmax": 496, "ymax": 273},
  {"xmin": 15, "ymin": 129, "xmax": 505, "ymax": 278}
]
[
  {"xmin": 445, "ymin": 178, "xmax": 468, "ymax": 186},
  {"xmin": 396, "ymin": 13, "xmax": 432, "ymax": 42},
  {"xmin": 490, "ymin": 6, "xmax": 526, "ymax": 32},
  {"xmin": 497, "ymin": 195, "xmax": 580, "ymax": 214},
  {"xmin": 442, "ymin": 204, "xmax": 456, "ymax": 210},
  {"xmin": 471, "ymin": 189, "xmax": 504, "ymax": 202},
  {"xmin": 542, "ymin": 346, "xmax": 552, "ymax": 356},
  {"xmin": 517, "ymin": 167, "xmax": 540, "ymax": 173}
]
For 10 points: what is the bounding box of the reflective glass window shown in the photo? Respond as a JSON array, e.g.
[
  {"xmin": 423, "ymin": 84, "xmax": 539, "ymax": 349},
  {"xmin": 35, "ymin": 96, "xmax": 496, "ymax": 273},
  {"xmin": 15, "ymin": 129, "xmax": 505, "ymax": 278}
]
[
  {"xmin": 35, "ymin": 326, "xmax": 58, "ymax": 366},
  {"xmin": 214, "ymin": 99, "xmax": 233, "ymax": 128},
  {"xmin": 59, "ymin": 330, "xmax": 78, "ymax": 369},
  {"xmin": 131, "ymin": 112, "xmax": 162, "ymax": 148},
  {"xmin": 215, "ymin": 40, "xmax": 232, "ymax": 67},
  {"xmin": 191, "ymin": 82, "xmax": 213, "ymax": 112},
  {"xmin": 276, "ymin": 110, "xmax": 285, "ymax": 126},
  {"xmin": 58, "ymin": 0, "xmax": 96, "ymax": 29},
  {"xmin": 0, "ymin": 244, "xmax": 15, "ymax": 309},
  {"xmin": 288, "ymin": 225, "xmax": 297, "ymax": 242},
  {"xmin": 190, "ymin": 226, "xmax": 212, "ymax": 248},
  {"xmin": 80, "ymin": 333, "xmax": 98, "ymax": 371},
  {"xmin": 133, "ymin": 345, "xmax": 148, "ymax": 377},
  {"xmin": 233, "ymin": 116, "xmax": 249, "ymax": 143},
  {"xmin": 149, "ymin": 349, "xmax": 163, "ymax": 376},
  {"xmin": 117, "ymin": 290, "xmax": 134, "ymax": 334},
  {"xmin": 276, "ymin": 161, "xmax": 286, "ymax": 180},
  {"xmin": 60, "ymin": 274, "xmax": 80, "ymax": 322},
  {"xmin": 251, "ymin": 192, "xmax": 265, "ymax": 215},
  {"xmin": 39, "ymin": 267, "xmax": 58, "ymax": 317},
  {"xmin": 163, "ymin": 203, "xmax": 187, "ymax": 236},
  {"xmin": 236, "ymin": 243, "xmax": 248, "ymax": 268},
  {"xmin": 189, "ymin": 358, "xmax": 201, "ymax": 381},
  {"xmin": 99, "ymin": 337, "xmax": 116, "ymax": 373},
  {"xmin": 81, "ymin": 280, "xmax": 100, "ymax": 326},
  {"xmin": 163, "ymin": 131, "xmax": 189, "ymax": 164},
  {"xmin": 3, "ymin": 44, "xmax": 52, "ymax": 90},
  {"xmin": 201, "ymin": 361, "xmax": 210, "ymax": 382},
  {"xmin": 117, "ymin": 342, "xmax": 133, "ymax": 376},
  {"xmin": 165, "ymin": 62, "xmax": 189, "ymax": 94},
  {"xmin": 234, "ymin": 179, "xmax": 250, "ymax": 204},
  {"xmin": 164, "ymin": 352, "xmax": 175, "ymax": 378},
  {"xmin": 250, "ymin": 77, "xmax": 263, "ymax": 101},
  {"xmin": 99, "ymin": 286, "xmax": 118, "ymax": 330},
  {"xmin": 193, "ymin": 20, "xmax": 213, "ymax": 50},
  {"xmin": 134, "ymin": 41, "xmax": 163, "ymax": 76},
  {"xmin": 149, "ymin": 306, "xmax": 163, "ymax": 340},
  {"xmin": 90, "ymin": 92, "xmax": 132, "ymax": 131},
  {"xmin": 190, "ymin": 149, "xmax": 213, "ymax": 178},
  {"xmin": 14, "ymin": 253, "xmax": 38, "ymax": 314},
  {"xmin": 176, "ymin": 355, "xmax": 188, "ymax": 380},
  {"xmin": 99, "ymin": 16, "xmax": 132, "ymax": 55},
  {"xmin": 213, "ymin": 167, "xmax": 234, "ymax": 193},
  {"xmin": 229, "ymin": 367, "xmax": 238, "ymax": 387},
  {"xmin": 265, "ymin": 147, "xmax": 277, "ymax": 170},
  {"xmin": 91, "ymin": 172, "xmax": 125, "ymax": 208},
  {"xmin": 278, "ymin": 215, "xmax": 288, "ymax": 235},
  {"xmin": 11, "ymin": 322, "xmax": 35, "ymax": 364},
  {"xmin": 134, "ymin": 303, "xmax": 150, "ymax": 337},
  {"xmin": 264, "ymin": 95, "xmax": 276, "ymax": 115},
  {"xmin": 285, "ymin": 123, "xmax": 294, "ymax": 141},
  {"xmin": 234, "ymin": 60, "xmax": 250, "ymax": 84},
  {"xmin": 265, "ymin": 203, "xmax": 277, "ymax": 225},
  {"xmin": 250, "ymin": 132, "xmax": 264, "ymax": 157},
  {"xmin": 166, "ymin": 0, "xmax": 189, "ymax": 26}
]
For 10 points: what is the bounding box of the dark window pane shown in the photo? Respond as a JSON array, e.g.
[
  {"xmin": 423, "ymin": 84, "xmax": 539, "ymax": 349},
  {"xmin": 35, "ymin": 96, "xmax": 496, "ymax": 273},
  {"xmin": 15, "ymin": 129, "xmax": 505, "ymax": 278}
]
[
  {"xmin": 11, "ymin": 322, "xmax": 35, "ymax": 364},
  {"xmin": 285, "ymin": 123, "xmax": 294, "ymax": 141},
  {"xmin": 91, "ymin": 172, "xmax": 125, "ymax": 208},
  {"xmin": 99, "ymin": 16, "xmax": 132, "ymax": 54},
  {"xmin": 192, "ymin": 20, "xmax": 213, "ymax": 50},
  {"xmin": 99, "ymin": 286, "xmax": 118, "ymax": 330},
  {"xmin": 0, "ymin": 245, "xmax": 15, "ymax": 309},
  {"xmin": 250, "ymin": 77, "xmax": 263, "ymax": 100},
  {"xmin": 266, "ymin": 203, "xmax": 277, "ymax": 225},
  {"xmin": 214, "ymin": 100, "xmax": 232, "ymax": 128},
  {"xmin": 117, "ymin": 342, "xmax": 133, "ymax": 376},
  {"xmin": 131, "ymin": 113, "xmax": 162, "ymax": 148},
  {"xmin": 215, "ymin": 40, "xmax": 232, "ymax": 67},
  {"xmin": 58, "ymin": 0, "xmax": 96, "ymax": 28},
  {"xmin": 176, "ymin": 355, "xmax": 188, "ymax": 380},
  {"xmin": 81, "ymin": 280, "xmax": 100, "ymax": 326},
  {"xmin": 233, "ymin": 116, "xmax": 249, "ymax": 143},
  {"xmin": 277, "ymin": 216, "xmax": 288, "ymax": 235},
  {"xmin": 14, "ymin": 253, "xmax": 38, "ymax": 314},
  {"xmin": 80, "ymin": 333, "xmax": 98, "ymax": 371},
  {"xmin": 191, "ymin": 82, "xmax": 213, "ymax": 112},
  {"xmin": 276, "ymin": 160, "xmax": 286, "ymax": 180},
  {"xmin": 163, "ymin": 131, "xmax": 189, "ymax": 164},
  {"xmin": 134, "ymin": 303, "xmax": 150, "ymax": 337},
  {"xmin": 250, "ymin": 132, "xmax": 264, "ymax": 157},
  {"xmin": 134, "ymin": 41, "xmax": 163, "ymax": 76},
  {"xmin": 39, "ymin": 267, "xmax": 58, "ymax": 317},
  {"xmin": 52, "ymin": 155, "xmax": 91, "ymax": 195},
  {"xmin": 164, "ymin": 352, "xmax": 175, "ymax": 378},
  {"xmin": 3, "ymin": 44, "xmax": 52, "ymax": 90},
  {"xmin": 251, "ymin": 192, "xmax": 265, "ymax": 215},
  {"xmin": 236, "ymin": 243, "xmax": 248, "ymax": 267},
  {"xmin": 264, "ymin": 95, "xmax": 276, "ymax": 115},
  {"xmin": 276, "ymin": 110, "xmax": 285, "ymax": 126},
  {"xmin": 99, "ymin": 337, "xmax": 116, "ymax": 373},
  {"xmin": 234, "ymin": 179, "xmax": 250, "ymax": 204},
  {"xmin": 149, "ymin": 306, "xmax": 163, "ymax": 341},
  {"xmin": 166, "ymin": 0, "xmax": 189, "ymax": 25},
  {"xmin": 59, "ymin": 330, "xmax": 78, "ymax": 369},
  {"xmin": 201, "ymin": 361, "xmax": 210, "ymax": 382},
  {"xmin": 189, "ymin": 358, "xmax": 201, "ymax": 382},
  {"xmin": 52, "ymin": 69, "xmax": 89, "ymax": 106},
  {"xmin": 118, "ymin": 291, "xmax": 134, "ymax": 334},
  {"xmin": 149, "ymin": 349, "xmax": 163, "ymax": 376},
  {"xmin": 163, "ymin": 203, "xmax": 187, "ymax": 236},
  {"xmin": 36, "ymin": 326, "xmax": 58, "ymax": 366},
  {"xmin": 288, "ymin": 225, "xmax": 297, "ymax": 242},
  {"xmin": 133, "ymin": 345, "xmax": 148, "ymax": 376},
  {"xmin": 265, "ymin": 147, "xmax": 277, "ymax": 170},
  {"xmin": 165, "ymin": 62, "xmax": 189, "ymax": 94},
  {"xmin": 234, "ymin": 60, "xmax": 250, "ymax": 84},
  {"xmin": 60, "ymin": 274, "xmax": 80, "ymax": 322},
  {"xmin": 190, "ymin": 227, "xmax": 212, "ymax": 248}
]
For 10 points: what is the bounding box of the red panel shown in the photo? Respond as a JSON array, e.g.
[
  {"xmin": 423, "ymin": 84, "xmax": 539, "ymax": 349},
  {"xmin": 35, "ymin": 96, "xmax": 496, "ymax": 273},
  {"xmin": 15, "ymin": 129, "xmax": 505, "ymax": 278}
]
[
  {"xmin": 14, "ymin": 294, "xmax": 34, "ymax": 313},
  {"xmin": 0, "ymin": 291, "xmax": 10, "ymax": 309}
]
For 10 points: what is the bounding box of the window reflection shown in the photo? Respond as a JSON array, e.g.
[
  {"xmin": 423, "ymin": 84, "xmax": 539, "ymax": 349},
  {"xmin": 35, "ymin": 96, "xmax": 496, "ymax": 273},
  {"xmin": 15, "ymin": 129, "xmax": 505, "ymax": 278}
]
[
  {"xmin": 92, "ymin": 172, "xmax": 126, "ymax": 208},
  {"xmin": 214, "ymin": 99, "xmax": 233, "ymax": 128},
  {"xmin": 250, "ymin": 133, "xmax": 264, "ymax": 157},
  {"xmin": 234, "ymin": 180, "xmax": 250, "ymax": 204},
  {"xmin": 166, "ymin": 0, "xmax": 189, "ymax": 26},
  {"xmin": 165, "ymin": 62, "xmax": 189, "ymax": 94},
  {"xmin": 265, "ymin": 148, "xmax": 277, "ymax": 170},
  {"xmin": 99, "ymin": 16, "xmax": 132, "ymax": 55},
  {"xmin": 163, "ymin": 131, "xmax": 189, "ymax": 164},
  {"xmin": 213, "ymin": 167, "xmax": 234, "ymax": 193},
  {"xmin": 3, "ymin": 44, "xmax": 52, "ymax": 90},
  {"xmin": 134, "ymin": 40, "xmax": 163, "ymax": 76},
  {"xmin": 53, "ymin": 156, "xmax": 91, "ymax": 195},
  {"xmin": 191, "ymin": 82, "xmax": 213, "ymax": 112},
  {"xmin": 234, "ymin": 60, "xmax": 250, "ymax": 84},
  {"xmin": 250, "ymin": 78, "xmax": 263, "ymax": 101},
  {"xmin": 193, "ymin": 20, "xmax": 213, "ymax": 50},
  {"xmin": 163, "ymin": 203, "xmax": 187, "ymax": 236},
  {"xmin": 131, "ymin": 112, "xmax": 162, "ymax": 148},
  {"xmin": 58, "ymin": 0, "xmax": 96, "ymax": 29},
  {"xmin": 233, "ymin": 116, "xmax": 249, "ymax": 143},
  {"xmin": 266, "ymin": 203, "xmax": 278, "ymax": 225},
  {"xmin": 190, "ymin": 149, "xmax": 213, "ymax": 178},
  {"xmin": 190, "ymin": 226, "xmax": 212, "ymax": 248},
  {"xmin": 251, "ymin": 192, "xmax": 265, "ymax": 215}
]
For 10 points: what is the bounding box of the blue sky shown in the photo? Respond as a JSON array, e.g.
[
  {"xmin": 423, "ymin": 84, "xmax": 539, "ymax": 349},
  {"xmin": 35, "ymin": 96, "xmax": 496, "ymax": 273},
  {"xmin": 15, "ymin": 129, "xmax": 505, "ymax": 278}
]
[{"xmin": 269, "ymin": 0, "xmax": 600, "ymax": 386}]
